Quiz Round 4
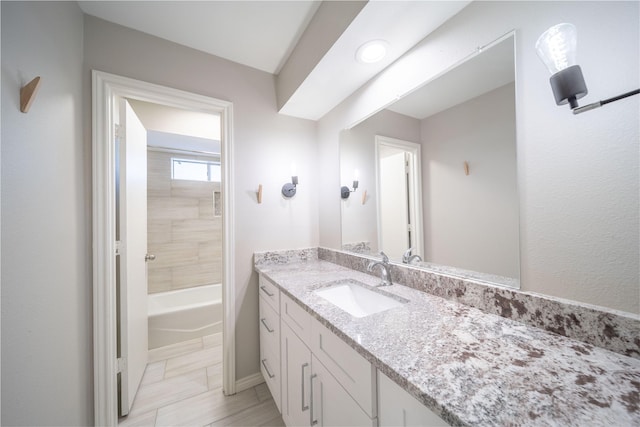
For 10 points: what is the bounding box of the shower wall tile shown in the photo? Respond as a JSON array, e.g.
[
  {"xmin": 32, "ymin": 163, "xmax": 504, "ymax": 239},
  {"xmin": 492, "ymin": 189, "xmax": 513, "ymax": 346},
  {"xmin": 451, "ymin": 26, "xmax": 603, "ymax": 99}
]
[
  {"xmin": 171, "ymin": 180, "xmax": 218, "ymax": 199},
  {"xmin": 172, "ymin": 219, "xmax": 217, "ymax": 242},
  {"xmin": 148, "ymin": 220, "xmax": 172, "ymax": 244},
  {"xmin": 149, "ymin": 267, "xmax": 173, "ymax": 293},
  {"xmin": 147, "ymin": 150, "xmax": 222, "ymax": 294},
  {"xmin": 172, "ymin": 263, "xmax": 219, "ymax": 289},
  {"xmin": 148, "ymin": 197, "xmax": 200, "ymax": 220},
  {"xmin": 151, "ymin": 242, "xmax": 199, "ymax": 269},
  {"xmin": 199, "ymin": 197, "xmax": 214, "ymax": 217},
  {"xmin": 147, "ymin": 156, "xmax": 171, "ymax": 197}
]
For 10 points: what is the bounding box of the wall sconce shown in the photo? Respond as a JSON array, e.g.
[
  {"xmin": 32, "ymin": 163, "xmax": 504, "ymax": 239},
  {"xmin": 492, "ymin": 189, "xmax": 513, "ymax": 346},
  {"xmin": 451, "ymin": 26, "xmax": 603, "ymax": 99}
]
[
  {"xmin": 282, "ymin": 175, "xmax": 298, "ymax": 198},
  {"xmin": 341, "ymin": 169, "xmax": 359, "ymax": 199},
  {"xmin": 341, "ymin": 181, "xmax": 359, "ymax": 199},
  {"xmin": 536, "ymin": 23, "xmax": 639, "ymax": 114}
]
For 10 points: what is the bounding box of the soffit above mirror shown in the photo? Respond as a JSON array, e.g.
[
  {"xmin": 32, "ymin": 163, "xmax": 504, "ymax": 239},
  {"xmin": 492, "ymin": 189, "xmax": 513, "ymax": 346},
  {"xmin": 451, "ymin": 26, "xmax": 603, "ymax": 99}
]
[
  {"xmin": 79, "ymin": 1, "xmax": 472, "ymax": 121},
  {"xmin": 277, "ymin": 1, "xmax": 471, "ymax": 120}
]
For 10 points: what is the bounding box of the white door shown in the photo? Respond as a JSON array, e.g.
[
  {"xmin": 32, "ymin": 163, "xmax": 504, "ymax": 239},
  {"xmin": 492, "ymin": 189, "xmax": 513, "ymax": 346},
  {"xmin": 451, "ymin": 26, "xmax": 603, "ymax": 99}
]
[
  {"xmin": 376, "ymin": 136, "xmax": 424, "ymax": 261},
  {"xmin": 117, "ymin": 98, "xmax": 149, "ymax": 416},
  {"xmin": 379, "ymin": 148, "xmax": 410, "ymax": 257}
]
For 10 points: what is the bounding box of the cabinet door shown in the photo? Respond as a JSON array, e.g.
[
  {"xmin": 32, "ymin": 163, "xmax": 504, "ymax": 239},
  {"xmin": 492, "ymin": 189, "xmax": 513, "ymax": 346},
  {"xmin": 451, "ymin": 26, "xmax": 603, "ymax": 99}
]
[
  {"xmin": 259, "ymin": 296, "xmax": 281, "ymax": 411},
  {"xmin": 311, "ymin": 355, "xmax": 375, "ymax": 427},
  {"xmin": 281, "ymin": 321, "xmax": 312, "ymax": 427},
  {"xmin": 378, "ymin": 371, "xmax": 448, "ymax": 426},
  {"xmin": 311, "ymin": 318, "xmax": 375, "ymax": 417}
]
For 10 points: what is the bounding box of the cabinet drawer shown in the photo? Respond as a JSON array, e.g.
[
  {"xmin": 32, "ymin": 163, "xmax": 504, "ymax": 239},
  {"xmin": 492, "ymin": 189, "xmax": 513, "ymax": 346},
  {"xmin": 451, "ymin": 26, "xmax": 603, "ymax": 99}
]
[
  {"xmin": 259, "ymin": 274, "xmax": 280, "ymax": 313},
  {"xmin": 281, "ymin": 292, "xmax": 312, "ymax": 346},
  {"xmin": 260, "ymin": 344, "xmax": 281, "ymax": 411},
  {"xmin": 311, "ymin": 317, "xmax": 376, "ymax": 418},
  {"xmin": 259, "ymin": 295, "xmax": 280, "ymax": 355}
]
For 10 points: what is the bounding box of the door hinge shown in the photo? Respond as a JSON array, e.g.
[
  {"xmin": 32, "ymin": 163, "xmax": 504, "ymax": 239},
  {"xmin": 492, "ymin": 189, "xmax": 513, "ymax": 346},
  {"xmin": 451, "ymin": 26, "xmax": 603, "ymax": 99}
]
[
  {"xmin": 115, "ymin": 124, "xmax": 125, "ymax": 139},
  {"xmin": 115, "ymin": 240, "xmax": 122, "ymax": 256},
  {"xmin": 117, "ymin": 357, "xmax": 126, "ymax": 374}
]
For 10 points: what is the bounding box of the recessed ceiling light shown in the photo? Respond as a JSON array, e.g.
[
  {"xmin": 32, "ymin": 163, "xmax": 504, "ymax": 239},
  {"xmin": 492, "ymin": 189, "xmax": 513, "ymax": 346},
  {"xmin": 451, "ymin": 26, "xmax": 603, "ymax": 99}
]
[{"xmin": 356, "ymin": 40, "xmax": 389, "ymax": 64}]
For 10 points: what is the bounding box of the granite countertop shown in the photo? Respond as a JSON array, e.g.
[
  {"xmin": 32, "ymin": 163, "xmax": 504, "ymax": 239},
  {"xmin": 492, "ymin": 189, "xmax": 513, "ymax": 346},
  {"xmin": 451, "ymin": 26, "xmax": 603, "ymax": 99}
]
[{"xmin": 254, "ymin": 259, "xmax": 640, "ymax": 427}]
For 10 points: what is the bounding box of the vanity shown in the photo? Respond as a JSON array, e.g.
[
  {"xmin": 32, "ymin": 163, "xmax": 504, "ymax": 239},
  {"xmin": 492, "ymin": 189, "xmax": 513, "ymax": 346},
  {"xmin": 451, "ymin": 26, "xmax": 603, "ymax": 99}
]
[{"xmin": 255, "ymin": 248, "xmax": 640, "ymax": 427}]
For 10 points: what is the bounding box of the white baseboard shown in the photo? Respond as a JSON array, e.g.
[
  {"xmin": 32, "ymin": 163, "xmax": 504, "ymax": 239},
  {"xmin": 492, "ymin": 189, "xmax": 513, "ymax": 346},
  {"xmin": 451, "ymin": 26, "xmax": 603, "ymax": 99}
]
[{"xmin": 235, "ymin": 372, "xmax": 265, "ymax": 393}]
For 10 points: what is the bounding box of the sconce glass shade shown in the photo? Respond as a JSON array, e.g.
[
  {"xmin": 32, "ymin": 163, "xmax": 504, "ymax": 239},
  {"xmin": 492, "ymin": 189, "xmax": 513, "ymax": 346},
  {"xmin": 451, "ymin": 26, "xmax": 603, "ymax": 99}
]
[
  {"xmin": 536, "ymin": 23, "xmax": 587, "ymax": 109},
  {"xmin": 535, "ymin": 23, "xmax": 578, "ymax": 74}
]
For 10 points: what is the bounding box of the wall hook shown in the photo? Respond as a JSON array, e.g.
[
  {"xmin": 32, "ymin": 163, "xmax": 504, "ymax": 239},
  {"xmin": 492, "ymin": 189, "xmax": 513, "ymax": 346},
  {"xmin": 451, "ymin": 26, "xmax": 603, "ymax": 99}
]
[
  {"xmin": 257, "ymin": 184, "xmax": 263, "ymax": 204},
  {"xmin": 20, "ymin": 76, "xmax": 42, "ymax": 113},
  {"xmin": 464, "ymin": 161, "xmax": 470, "ymax": 176}
]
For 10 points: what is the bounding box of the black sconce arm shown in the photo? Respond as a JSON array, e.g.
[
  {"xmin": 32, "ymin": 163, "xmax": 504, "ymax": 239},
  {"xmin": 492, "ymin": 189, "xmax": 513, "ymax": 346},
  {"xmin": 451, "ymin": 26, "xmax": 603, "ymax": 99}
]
[{"xmin": 573, "ymin": 88, "xmax": 640, "ymax": 114}]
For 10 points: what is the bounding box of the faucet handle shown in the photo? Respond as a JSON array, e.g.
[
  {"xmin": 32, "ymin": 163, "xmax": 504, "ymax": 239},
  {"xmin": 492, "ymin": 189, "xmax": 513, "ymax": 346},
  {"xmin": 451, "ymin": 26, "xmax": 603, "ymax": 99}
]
[
  {"xmin": 379, "ymin": 251, "xmax": 389, "ymax": 264},
  {"xmin": 402, "ymin": 247, "xmax": 413, "ymax": 263}
]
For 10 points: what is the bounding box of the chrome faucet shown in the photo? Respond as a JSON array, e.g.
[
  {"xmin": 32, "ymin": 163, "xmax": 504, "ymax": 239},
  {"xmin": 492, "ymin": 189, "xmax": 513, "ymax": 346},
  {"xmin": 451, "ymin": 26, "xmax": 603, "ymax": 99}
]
[
  {"xmin": 402, "ymin": 248, "xmax": 423, "ymax": 265},
  {"xmin": 367, "ymin": 251, "xmax": 392, "ymax": 286}
]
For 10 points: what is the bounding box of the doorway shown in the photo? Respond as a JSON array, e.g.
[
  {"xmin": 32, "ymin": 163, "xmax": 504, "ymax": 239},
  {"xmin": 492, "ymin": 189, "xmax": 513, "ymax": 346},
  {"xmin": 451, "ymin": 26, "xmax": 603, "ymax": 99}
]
[
  {"xmin": 92, "ymin": 71, "xmax": 235, "ymax": 426},
  {"xmin": 375, "ymin": 135, "xmax": 424, "ymax": 259}
]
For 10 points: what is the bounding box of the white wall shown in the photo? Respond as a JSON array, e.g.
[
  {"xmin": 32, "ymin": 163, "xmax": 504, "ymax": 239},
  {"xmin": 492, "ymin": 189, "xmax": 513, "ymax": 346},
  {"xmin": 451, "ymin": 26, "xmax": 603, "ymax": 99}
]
[
  {"xmin": 1, "ymin": 2, "xmax": 92, "ymax": 425},
  {"xmin": 319, "ymin": 1, "xmax": 639, "ymax": 314},
  {"xmin": 421, "ymin": 83, "xmax": 519, "ymax": 279},
  {"xmin": 82, "ymin": 15, "xmax": 318, "ymax": 381}
]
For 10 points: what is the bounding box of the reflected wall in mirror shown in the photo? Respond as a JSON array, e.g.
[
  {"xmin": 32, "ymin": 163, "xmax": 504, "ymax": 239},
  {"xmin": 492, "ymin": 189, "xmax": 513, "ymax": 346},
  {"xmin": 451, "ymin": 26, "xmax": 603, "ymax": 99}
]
[{"xmin": 340, "ymin": 34, "xmax": 520, "ymax": 288}]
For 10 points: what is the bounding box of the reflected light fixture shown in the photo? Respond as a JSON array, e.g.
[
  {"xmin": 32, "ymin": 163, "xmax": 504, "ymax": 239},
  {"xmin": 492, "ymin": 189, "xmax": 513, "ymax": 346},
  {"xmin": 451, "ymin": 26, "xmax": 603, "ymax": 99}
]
[
  {"xmin": 282, "ymin": 163, "xmax": 298, "ymax": 198},
  {"xmin": 341, "ymin": 169, "xmax": 359, "ymax": 199},
  {"xmin": 356, "ymin": 40, "xmax": 388, "ymax": 64},
  {"xmin": 536, "ymin": 23, "xmax": 639, "ymax": 114},
  {"xmin": 282, "ymin": 175, "xmax": 298, "ymax": 198}
]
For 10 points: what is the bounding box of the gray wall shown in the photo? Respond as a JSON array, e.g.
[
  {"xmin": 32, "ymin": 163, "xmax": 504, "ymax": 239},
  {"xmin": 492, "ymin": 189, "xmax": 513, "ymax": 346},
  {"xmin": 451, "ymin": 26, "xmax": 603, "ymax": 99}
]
[
  {"xmin": 319, "ymin": 1, "xmax": 639, "ymax": 314},
  {"xmin": 421, "ymin": 83, "xmax": 519, "ymax": 279},
  {"xmin": 1, "ymin": 2, "xmax": 92, "ymax": 425},
  {"xmin": 2, "ymin": 3, "xmax": 318, "ymax": 424}
]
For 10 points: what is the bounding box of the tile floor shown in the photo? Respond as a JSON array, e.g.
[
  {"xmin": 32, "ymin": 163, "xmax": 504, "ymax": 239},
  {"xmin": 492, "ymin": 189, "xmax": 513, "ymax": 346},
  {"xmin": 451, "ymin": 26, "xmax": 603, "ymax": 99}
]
[{"xmin": 119, "ymin": 333, "xmax": 284, "ymax": 427}]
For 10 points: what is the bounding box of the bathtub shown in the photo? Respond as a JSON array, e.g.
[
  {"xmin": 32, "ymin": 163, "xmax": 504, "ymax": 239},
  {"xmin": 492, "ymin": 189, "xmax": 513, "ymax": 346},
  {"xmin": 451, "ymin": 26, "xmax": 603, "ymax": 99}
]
[{"xmin": 148, "ymin": 284, "xmax": 222, "ymax": 349}]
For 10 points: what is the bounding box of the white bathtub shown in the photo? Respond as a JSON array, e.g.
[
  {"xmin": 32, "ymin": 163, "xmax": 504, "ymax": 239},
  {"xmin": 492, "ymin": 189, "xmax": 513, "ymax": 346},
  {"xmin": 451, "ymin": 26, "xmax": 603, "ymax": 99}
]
[{"xmin": 148, "ymin": 284, "xmax": 222, "ymax": 349}]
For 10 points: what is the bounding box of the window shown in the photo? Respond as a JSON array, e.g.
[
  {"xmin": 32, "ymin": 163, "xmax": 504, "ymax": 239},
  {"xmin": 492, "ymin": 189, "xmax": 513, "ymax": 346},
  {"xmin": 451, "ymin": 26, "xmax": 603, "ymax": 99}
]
[{"xmin": 171, "ymin": 158, "xmax": 221, "ymax": 182}]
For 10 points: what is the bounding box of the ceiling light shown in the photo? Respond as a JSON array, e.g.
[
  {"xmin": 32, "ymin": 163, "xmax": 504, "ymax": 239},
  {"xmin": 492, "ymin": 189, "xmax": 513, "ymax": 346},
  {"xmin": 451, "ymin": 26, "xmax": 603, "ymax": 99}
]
[{"xmin": 356, "ymin": 40, "xmax": 388, "ymax": 64}]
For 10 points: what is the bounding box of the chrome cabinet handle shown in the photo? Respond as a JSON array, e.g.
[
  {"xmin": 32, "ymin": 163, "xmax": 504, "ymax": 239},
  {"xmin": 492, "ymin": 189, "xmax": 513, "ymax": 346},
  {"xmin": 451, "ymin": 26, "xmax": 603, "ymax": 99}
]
[
  {"xmin": 261, "ymin": 358, "xmax": 275, "ymax": 379},
  {"xmin": 301, "ymin": 363, "xmax": 309, "ymax": 411},
  {"xmin": 310, "ymin": 373, "xmax": 318, "ymax": 425},
  {"xmin": 145, "ymin": 254, "xmax": 156, "ymax": 262},
  {"xmin": 260, "ymin": 285, "xmax": 274, "ymax": 297},
  {"xmin": 260, "ymin": 318, "xmax": 274, "ymax": 333}
]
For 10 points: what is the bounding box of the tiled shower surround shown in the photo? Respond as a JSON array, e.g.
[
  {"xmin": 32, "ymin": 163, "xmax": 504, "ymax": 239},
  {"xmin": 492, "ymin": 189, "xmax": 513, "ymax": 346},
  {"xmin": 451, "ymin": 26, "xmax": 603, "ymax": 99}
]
[
  {"xmin": 254, "ymin": 247, "xmax": 640, "ymax": 359},
  {"xmin": 147, "ymin": 150, "xmax": 222, "ymax": 294}
]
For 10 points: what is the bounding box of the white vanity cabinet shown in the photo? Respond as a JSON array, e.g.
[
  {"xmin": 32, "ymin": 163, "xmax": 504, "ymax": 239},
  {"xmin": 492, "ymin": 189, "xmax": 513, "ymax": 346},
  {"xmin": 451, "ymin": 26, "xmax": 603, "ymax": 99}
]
[
  {"xmin": 258, "ymin": 275, "xmax": 281, "ymax": 411},
  {"xmin": 377, "ymin": 371, "xmax": 448, "ymax": 426},
  {"xmin": 258, "ymin": 273, "xmax": 444, "ymax": 427},
  {"xmin": 279, "ymin": 291, "xmax": 376, "ymax": 427}
]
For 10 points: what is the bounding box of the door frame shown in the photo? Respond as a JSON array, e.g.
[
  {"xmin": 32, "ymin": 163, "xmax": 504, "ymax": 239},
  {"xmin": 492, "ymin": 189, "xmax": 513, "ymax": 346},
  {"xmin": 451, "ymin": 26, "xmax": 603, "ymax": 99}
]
[
  {"xmin": 374, "ymin": 135, "xmax": 424, "ymax": 258},
  {"xmin": 92, "ymin": 70, "xmax": 235, "ymax": 426}
]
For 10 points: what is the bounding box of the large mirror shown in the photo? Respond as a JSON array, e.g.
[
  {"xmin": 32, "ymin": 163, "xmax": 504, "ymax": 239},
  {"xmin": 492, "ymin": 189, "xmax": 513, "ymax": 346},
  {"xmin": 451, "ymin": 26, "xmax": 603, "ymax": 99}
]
[{"xmin": 339, "ymin": 34, "xmax": 520, "ymax": 288}]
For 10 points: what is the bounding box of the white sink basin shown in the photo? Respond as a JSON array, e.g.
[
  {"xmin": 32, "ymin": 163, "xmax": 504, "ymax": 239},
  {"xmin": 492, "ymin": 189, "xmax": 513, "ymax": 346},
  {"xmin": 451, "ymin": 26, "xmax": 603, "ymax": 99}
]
[{"xmin": 314, "ymin": 280, "xmax": 405, "ymax": 318}]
